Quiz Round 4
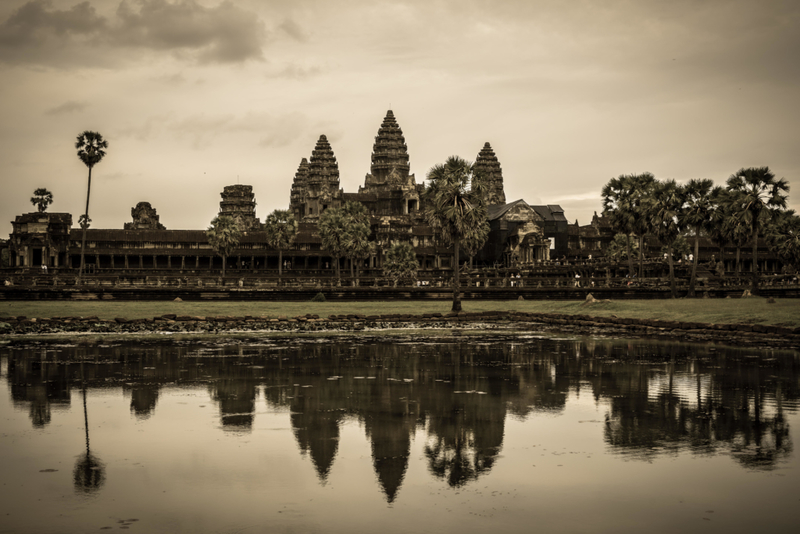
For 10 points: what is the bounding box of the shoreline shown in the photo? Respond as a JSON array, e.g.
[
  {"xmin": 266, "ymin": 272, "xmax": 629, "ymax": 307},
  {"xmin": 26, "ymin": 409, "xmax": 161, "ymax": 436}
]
[{"xmin": 3, "ymin": 310, "xmax": 799, "ymax": 350}]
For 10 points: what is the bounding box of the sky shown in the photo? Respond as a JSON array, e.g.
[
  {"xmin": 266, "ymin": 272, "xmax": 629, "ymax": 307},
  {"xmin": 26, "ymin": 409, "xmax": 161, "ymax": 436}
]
[{"xmin": 1, "ymin": 0, "xmax": 799, "ymax": 236}]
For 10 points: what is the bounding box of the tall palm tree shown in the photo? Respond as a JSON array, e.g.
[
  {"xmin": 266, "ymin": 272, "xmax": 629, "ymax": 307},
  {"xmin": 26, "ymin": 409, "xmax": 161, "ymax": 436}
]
[
  {"xmin": 681, "ymin": 179, "xmax": 720, "ymax": 297},
  {"xmin": 423, "ymin": 156, "xmax": 489, "ymax": 312},
  {"xmin": 707, "ymin": 188, "xmax": 733, "ymax": 276},
  {"xmin": 630, "ymin": 174, "xmax": 657, "ymax": 278},
  {"xmin": 318, "ymin": 206, "xmax": 348, "ymax": 285},
  {"xmin": 646, "ymin": 179, "xmax": 685, "ymax": 298},
  {"xmin": 726, "ymin": 167, "xmax": 790, "ymax": 294},
  {"xmin": 264, "ymin": 209, "xmax": 298, "ymax": 282},
  {"xmin": 341, "ymin": 201, "xmax": 372, "ymax": 284},
  {"xmin": 30, "ymin": 188, "xmax": 53, "ymax": 213},
  {"xmin": 206, "ymin": 215, "xmax": 242, "ymax": 277},
  {"xmin": 75, "ymin": 131, "xmax": 108, "ymax": 280}
]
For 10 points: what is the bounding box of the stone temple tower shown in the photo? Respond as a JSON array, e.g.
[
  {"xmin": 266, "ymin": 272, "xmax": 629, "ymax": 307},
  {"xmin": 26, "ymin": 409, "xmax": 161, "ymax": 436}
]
[
  {"xmin": 361, "ymin": 110, "xmax": 415, "ymax": 191},
  {"xmin": 474, "ymin": 142, "xmax": 506, "ymax": 205},
  {"xmin": 289, "ymin": 135, "xmax": 343, "ymax": 220},
  {"xmin": 218, "ymin": 184, "xmax": 260, "ymax": 230}
]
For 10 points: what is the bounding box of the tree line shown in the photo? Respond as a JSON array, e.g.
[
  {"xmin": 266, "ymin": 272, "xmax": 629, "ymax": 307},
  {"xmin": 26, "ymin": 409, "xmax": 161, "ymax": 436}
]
[{"xmin": 601, "ymin": 168, "xmax": 796, "ymax": 297}]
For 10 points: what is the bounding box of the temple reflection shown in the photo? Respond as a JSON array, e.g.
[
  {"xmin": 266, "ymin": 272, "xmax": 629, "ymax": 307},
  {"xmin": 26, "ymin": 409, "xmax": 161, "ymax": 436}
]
[{"xmin": 3, "ymin": 336, "xmax": 798, "ymax": 501}]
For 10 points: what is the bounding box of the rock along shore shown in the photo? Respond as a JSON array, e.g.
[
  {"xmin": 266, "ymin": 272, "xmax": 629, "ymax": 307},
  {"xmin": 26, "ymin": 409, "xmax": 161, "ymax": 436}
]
[{"xmin": 1, "ymin": 311, "xmax": 799, "ymax": 349}]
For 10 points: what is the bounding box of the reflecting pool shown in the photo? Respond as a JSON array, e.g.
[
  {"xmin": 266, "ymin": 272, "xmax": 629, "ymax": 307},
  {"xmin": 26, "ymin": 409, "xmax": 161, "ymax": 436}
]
[{"xmin": 1, "ymin": 334, "xmax": 799, "ymax": 533}]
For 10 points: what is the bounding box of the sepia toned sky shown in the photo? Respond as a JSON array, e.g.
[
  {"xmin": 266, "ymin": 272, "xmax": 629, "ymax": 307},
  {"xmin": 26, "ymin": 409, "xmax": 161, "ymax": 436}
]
[{"xmin": 1, "ymin": 0, "xmax": 798, "ymax": 236}]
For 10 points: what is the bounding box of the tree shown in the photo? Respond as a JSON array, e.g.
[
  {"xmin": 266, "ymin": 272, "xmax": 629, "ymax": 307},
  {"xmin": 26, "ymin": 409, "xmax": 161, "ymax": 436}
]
[
  {"xmin": 646, "ymin": 179, "xmax": 685, "ymax": 298},
  {"xmin": 341, "ymin": 201, "xmax": 372, "ymax": 285},
  {"xmin": 681, "ymin": 179, "xmax": 721, "ymax": 297},
  {"xmin": 721, "ymin": 193, "xmax": 752, "ymax": 275},
  {"xmin": 264, "ymin": 209, "xmax": 297, "ymax": 282},
  {"xmin": 318, "ymin": 206, "xmax": 348, "ymax": 285},
  {"xmin": 75, "ymin": 131, "xmax": 108, "ymax": 280},
  {"xmin": 30, "ymin": 188, "xmax": 53, "ymax": 213},
  {"xmin": 207, "ymin": 215, "xmax": 242, "ymax": 277},
  {"xmin": 606, "ymin": 233, "xmax": 638, "ymax": 263},
  {"xmin": 706, "ymin": 188, "xmax": 733, "ymax": 276},
  {"xmin": 602, "ymin": 173, "xmax": 654, "ymax": 277},
  {"xmin": 423, "ymin": 156, "xmax": 489, "ymax": 312},
  {"xmin": 765, "ymin": 210, "xmax": 800, "ymax": 272},
  {"xmin": 383, "ymin": 242, "xmax": 419, "ymax": 286},
  {"xmin": 726, "ymin": 167, "xmax": 790, "ymax": 294},
  {"xmin": 629, "ymin": 174, "xmax": 657, "ymax": 278}
]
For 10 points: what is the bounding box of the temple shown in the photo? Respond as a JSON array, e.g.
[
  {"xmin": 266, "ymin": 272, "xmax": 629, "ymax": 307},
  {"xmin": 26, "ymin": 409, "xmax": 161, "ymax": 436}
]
[{"xmin": 3, "ymin": 110, "xmax": 559, "ymax": 277}]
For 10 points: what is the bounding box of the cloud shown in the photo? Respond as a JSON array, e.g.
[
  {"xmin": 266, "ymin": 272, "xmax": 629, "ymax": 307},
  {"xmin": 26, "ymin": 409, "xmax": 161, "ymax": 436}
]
[
  {"xmin": 113, "ymin": 0, "xmax": 266, "ymax": 63},
  {"xmin": 278, "ymin": 18, "xmax": 307, "ymax": 42},
  {"xmin": 0, "ymin": 0, "xmax": 267, "ymax": 66},
  {"xmin": 45, "ymin": 99, "xmax": 88, "ymax": 115}
]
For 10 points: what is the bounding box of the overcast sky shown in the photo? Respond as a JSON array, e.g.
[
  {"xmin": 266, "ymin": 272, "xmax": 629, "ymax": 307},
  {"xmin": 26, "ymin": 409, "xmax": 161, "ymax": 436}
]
[{"xmin": 1, "ymin": 0, "xmax": 798, "ymax": 236}]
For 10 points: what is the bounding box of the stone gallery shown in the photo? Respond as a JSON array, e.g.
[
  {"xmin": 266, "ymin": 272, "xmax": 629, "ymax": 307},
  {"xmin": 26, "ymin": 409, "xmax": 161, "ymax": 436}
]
[{"xmin": 5, "ymin": 111, "xmax": 562, "ymax": 276}]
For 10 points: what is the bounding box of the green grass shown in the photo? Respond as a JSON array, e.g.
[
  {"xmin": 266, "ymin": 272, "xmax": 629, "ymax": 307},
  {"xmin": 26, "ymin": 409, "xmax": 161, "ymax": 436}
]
[{"xmin": 1, "ymin": 298, "xmax": 798, "ymax": 327}]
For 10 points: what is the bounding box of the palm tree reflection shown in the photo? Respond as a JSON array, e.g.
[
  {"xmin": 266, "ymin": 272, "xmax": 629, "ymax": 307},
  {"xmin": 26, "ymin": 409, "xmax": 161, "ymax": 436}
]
[{"xmin": 73, "ymin": 360, "xmax": 105, "ymax": 494}]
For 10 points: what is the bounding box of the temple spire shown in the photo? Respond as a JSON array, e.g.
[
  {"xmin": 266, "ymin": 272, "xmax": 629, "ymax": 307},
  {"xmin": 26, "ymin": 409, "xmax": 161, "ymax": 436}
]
[
  {"xmin": 474, "ymin": 142, "xmax": 506, "ymax": 205},
  {"xmin": 369, "ymin": 110, "xmax": 410, "ymax": 183}
]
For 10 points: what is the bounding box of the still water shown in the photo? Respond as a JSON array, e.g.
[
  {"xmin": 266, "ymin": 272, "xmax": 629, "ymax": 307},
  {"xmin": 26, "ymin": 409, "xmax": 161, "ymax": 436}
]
[{"xmin": 1, "ymin": 333, "xmax": 798, "ymax": 534}]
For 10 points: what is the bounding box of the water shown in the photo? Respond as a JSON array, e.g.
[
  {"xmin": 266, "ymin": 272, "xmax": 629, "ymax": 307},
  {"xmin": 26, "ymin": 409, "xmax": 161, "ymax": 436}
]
[{"xmin": 1, "ymin": 333, "xmax": 798, "ymax": 533}]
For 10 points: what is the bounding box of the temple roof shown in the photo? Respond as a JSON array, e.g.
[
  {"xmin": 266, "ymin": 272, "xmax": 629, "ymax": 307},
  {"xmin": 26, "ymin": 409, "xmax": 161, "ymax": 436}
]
[
  {"xmin": 531, "ymin": 205, "xmax": 568, "ymax": 223},
  {"xmin": 370, "ymin": 110, "xmax": 410, "ymax": 180},
  {"xmin": 487, "ymin": 199, "xmax": 531, "ymax": 221}
]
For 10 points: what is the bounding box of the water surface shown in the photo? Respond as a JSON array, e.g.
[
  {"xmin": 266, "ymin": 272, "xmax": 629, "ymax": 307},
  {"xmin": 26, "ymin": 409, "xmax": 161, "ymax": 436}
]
[{"xmin": 1, "ymin": 334, "xmax": 798, "ymax": 533}]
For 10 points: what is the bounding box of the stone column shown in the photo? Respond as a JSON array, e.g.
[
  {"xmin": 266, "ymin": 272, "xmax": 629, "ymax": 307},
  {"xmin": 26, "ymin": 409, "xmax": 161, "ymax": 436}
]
[
  {"xmin": 124, "ymin": 255, "xmax": 129, "ymax": 269},
  {"xmin": 181, "ymin": 256, "xmax": 186, "ymax": 270},
  {"xmin": 139, "ymin": 255, "xmax": 143, "ymax": 269},
  {"xmin": 153, "ymin": 255, "xmax": 157, "ymax": 269},
  {"xmin": 110, "ymin": 255, "xmax": 115, "ymax": 269},
  {"xmin": 168, "ymin": 256, "xmax": 172, "ymax": 269}
]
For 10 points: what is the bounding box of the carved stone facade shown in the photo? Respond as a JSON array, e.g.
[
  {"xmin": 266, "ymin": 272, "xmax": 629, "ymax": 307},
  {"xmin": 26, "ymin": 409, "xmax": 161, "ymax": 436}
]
[
  {"xmin": 124, "ymin": 202, "xmax": 165, "ymax": 230},
  {"xmin": 479, "ymin": 200, "xmax": 550, "ymax": 267},
  {"xmin": 8, "ymin": 212, "xmax": 72, "ymax": 267},
  {"xmin": 219, "ymin": 185, "xmax": 260, "ymax": 231}
]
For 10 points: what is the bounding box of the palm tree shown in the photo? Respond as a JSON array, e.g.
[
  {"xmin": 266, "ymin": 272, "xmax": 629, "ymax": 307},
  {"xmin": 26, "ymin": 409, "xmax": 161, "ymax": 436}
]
[
  {"xmin": 646, "ymin": 179, "xmax": 685, "ymax": 298},
  {"xmin": 765, "ymin": 210, "xmax": 800, "ymax": 272},
  {"xmin": 726, "ymin": 167, "xmax": 790, "ymax": 294},
  {"xmin": 206, "ymin": 215, "xmax": 242, "ymax": 277},
  {"xmin": 681, "ymin": 179, "xmax": 721, "ymax": 297},
  {"xmin": 75, "ymin": 131, "xmax": 108, "ymax": 281},
  {"xmin": 318, "ymin": 207, "xmax": 348, "ymax": 285},
  {"xmin": 264, "ymin": 209, "xmax": 298, "ymax": 282},
  {"xmin": 341, "ymin": 201, "xmax": 372, "ymax": 285},
  {"xmin": 721, "ymin": 195, "xmax": 752, "ymax": 276},
  {"xmin": 602, "ymin": 173, "xmax": 654, "ymax": 277},
  {"xmin": 382, "ymin": 241, "xmax": 419, "ymax": 287},
  {"xmin": 30, "ymin": 188, "xmax": 53, "ymax": 213},
  {"xmin": 423, "ymin": 156, "xmax": 489, "ymax": 312},
  {"xmin": 629, "ymin": 174, "xmax": 656, "ymax": 279},
  {"xmin": 707, "ymin": 188, "xmax": 733, "ymax": 276}
]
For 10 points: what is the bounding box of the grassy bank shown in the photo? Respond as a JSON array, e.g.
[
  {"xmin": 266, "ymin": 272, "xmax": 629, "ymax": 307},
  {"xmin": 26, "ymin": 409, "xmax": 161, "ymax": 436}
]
[{"xmin": 1, "ymin": 298, "xmax": 797, "ymax": 327}]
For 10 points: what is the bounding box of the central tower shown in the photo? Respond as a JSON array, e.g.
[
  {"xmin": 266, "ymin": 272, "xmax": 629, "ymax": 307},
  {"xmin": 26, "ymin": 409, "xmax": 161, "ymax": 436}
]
[{"xmin": 361, "ymin": 110, "xmax": 416, "ymax": 191}]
